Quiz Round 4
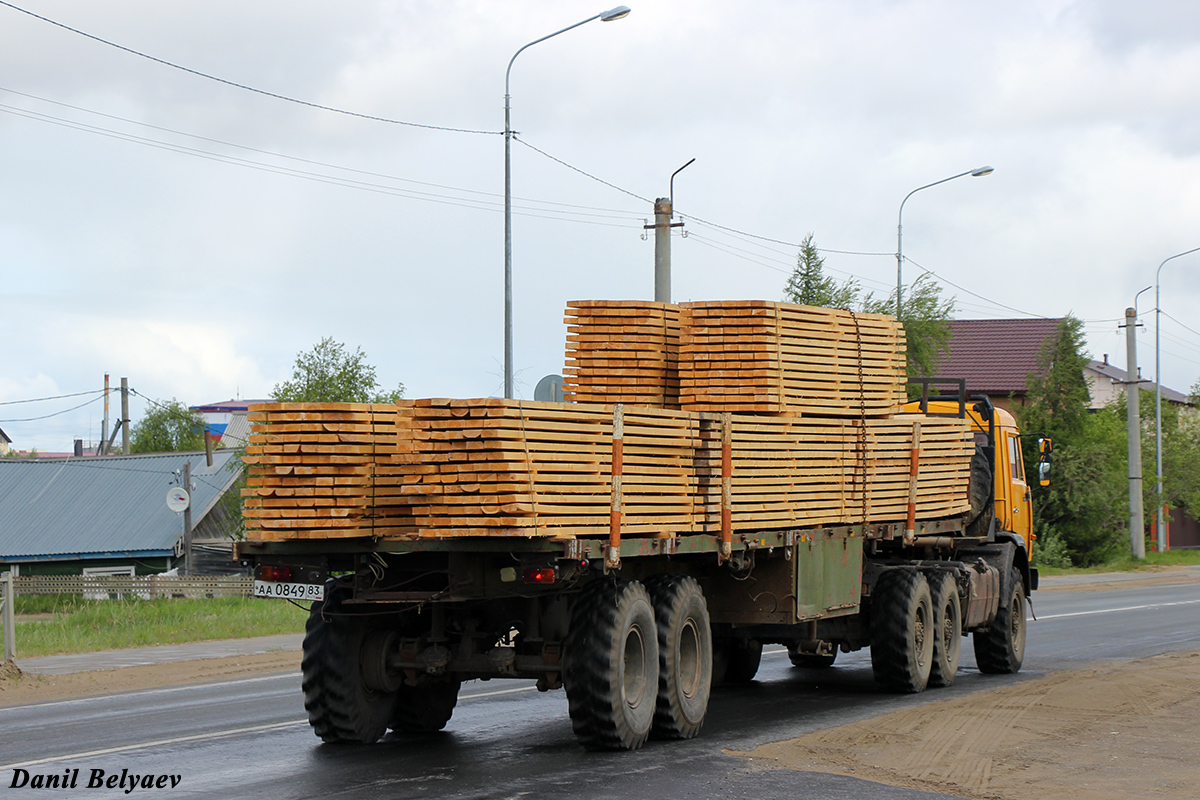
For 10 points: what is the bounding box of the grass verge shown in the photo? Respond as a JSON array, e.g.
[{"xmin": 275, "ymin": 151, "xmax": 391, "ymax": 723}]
[
  {"xmin": 3, "ymin": 596, "xmax": 309, "ymax": 659},
  {"xmin": 1037, "ymin": 549, "xmax": 1200, "ymax": 576}
]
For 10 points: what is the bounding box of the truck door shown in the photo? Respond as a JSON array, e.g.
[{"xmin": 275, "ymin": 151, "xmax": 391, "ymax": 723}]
[{"xmin": 1003, "ymin": 431, "xmax": 1033, "ymax": 547}]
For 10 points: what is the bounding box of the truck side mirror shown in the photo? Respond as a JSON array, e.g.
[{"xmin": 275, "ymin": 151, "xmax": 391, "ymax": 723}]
[{"xmin": 1037, "ymin": 437, "xmax": 1053, "ymax": 487}]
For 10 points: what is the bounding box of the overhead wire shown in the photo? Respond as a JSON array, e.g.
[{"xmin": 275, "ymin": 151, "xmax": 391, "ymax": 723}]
[
  {"xmin": 0, "ymin": 393, "xmax": 106, "ymax": 423},
  {"xmin": 0, "ymin": 93, "xmax": 643, "ymax": 228},
  {"xmin": 0, "ymin": 1, "xmax": 500, "ymax": 136},
  {"xmin": 0, "ymin": 389, "xmax": 105, "ymax": 406}
]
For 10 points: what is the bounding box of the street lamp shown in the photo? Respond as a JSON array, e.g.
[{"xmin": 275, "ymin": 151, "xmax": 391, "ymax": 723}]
[
  {"xmin": 1154, "ymin": 245, "xmax": 1200, "ymax": 551},
  {"xmin": 503, "ymin": 6, "xmax": 631, "ymax": 399},
  {"xmin": 896, "ymin": 165, "xmax": 994, "ymax": 316}
]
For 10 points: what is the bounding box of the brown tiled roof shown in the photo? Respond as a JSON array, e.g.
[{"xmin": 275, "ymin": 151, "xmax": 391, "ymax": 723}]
[{"xmin": 932, "ymin": 318, "xmax": 1064, "ymax": 396}]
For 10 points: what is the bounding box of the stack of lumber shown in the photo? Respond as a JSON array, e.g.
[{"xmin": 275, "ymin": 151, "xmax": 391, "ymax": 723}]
[
  {"xmin": 693, "ymin": 414, "xmax": 971, "ymax": 532},
  {"xmin": 387, "ymin": 399, "xmax": 698, "ymax": 537},
  {"xmin": 562, "ymin": 301, "xmax": 680, "ymax": 408},
  {"xmin": 678, "ymin": 300, "xmax": 906, "ymax": 415},
  {"xmin": 859, "ymin": 416, "xmax": 973, "ymax": 521},
  {"xmin": 242, "ymin": 403, "xmax": 414, "ymax": 540}
]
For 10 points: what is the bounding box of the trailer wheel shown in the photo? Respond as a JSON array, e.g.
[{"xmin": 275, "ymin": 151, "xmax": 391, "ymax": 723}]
[
  {"xmin": 973, "ymin": 566, "xmax": 1026, "ymax": 674},
  {"xmin": 714, "ymin": 638, "xmax": 763, "ymax": 684},
  {"xmin": 301, "ymin": 591, "xmax": 397, "ymax": 743},
  {"xmin": 927, "ymin": 572, "xmax": 962, "ymax": 687},
  {"xmin": 788, "ymin": 647, "xmax": 837, "ymax": 669},
  {"xmin": 645, "ymin": 575, "xmax": 712, "ymax": 740},
  {"xmin": 870, "ymin": 568, "xmax": 933, "ymax": 693},
  {"xmin": 390, "ymin": 679, "xmax": 461, "ymax": 733},
  {"xmin": 563, "ymin": 579, "xmax": 660, "ymax": 751},
  {"xmin": 301, "ymin": 595, "xmax": 337, "ymax": 741}
]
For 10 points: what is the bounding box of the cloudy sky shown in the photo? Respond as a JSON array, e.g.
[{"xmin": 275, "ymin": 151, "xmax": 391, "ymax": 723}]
[{"xmin": 3, "ymin": 0, "xmax": 1200, "ymax": 451}]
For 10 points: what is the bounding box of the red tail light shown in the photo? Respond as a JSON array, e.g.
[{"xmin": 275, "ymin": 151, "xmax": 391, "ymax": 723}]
[
  {"xmin": 522, "ymin": 567, "xmax": 556, "ymax": 585},
  {"xmin": 258, "ymin": 565, "xmax": 293, "ymax": 582}
]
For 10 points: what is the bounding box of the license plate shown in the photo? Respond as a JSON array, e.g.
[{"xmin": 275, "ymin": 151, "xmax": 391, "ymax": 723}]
[{"xmin": 253, "ymin": 580, "xmax": 325, "ymax": 601}]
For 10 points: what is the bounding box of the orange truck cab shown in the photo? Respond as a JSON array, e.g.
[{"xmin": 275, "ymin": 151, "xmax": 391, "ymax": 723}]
[{"xmin": 903, "ymin": 380, "xmax": 1051, "ymax": 593}]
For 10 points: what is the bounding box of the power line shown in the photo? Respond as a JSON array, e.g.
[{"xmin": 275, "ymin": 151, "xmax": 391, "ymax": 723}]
[
  {"xmin": 2, "ymin": 87, "xmax": 643, "ymax": 216},
  {"xmin": 0, "ymin": 389, "xmax": 105, "ymax": 406},
  {"xmin": 0, "ymin": 394, "xmax": 106, "ymax": 423},
  {"xmin": 0, "ymin": 1, "xmax": 500, "ymax": 136},
  {"xmin": 903, "ymin": 256, "xmax": 1047, "ymax": 319},
  {"xmin": 515, "ymin": 135, "xmax": 652, "ymax": 204},
  {"xmin": 1160, "ymin": 309, "xmax": 1200, "ymax": 341},
  {"xmin": 0, "ymin": 93, "xmax": 643, "ymax": 227}
]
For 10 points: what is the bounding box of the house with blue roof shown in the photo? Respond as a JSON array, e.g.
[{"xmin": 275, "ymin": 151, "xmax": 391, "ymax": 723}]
[{"xmin": 0, "ymin": 450, "xmax": 245, "ymax": 576}]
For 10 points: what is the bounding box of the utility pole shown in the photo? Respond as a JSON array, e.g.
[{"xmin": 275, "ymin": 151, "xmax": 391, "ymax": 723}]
[
  {"xmin": 645, "ymin": 159, "xmax": 693, "ymax": 303},
  {"xmin": 652, "ymin": 198, "xmax": 673, "ymax": 303},
  {"xmin": 99, "ymin": 373, "xmax": 110, "ymax": 456},
  {"xmin": 182, "ymin": 460, "xmax": 193, "ymax": 575},
  {"xmin": 1123, "ymin": 307, "xmax": 1145, "ymax": 558},
  {"xmin": 121, "ymin": 378, "xmax": 130, "ymax": 455}
]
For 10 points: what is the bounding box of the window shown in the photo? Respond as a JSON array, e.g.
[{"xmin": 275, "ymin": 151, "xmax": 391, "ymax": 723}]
[{"xmin": 1008, "ymin": 435, "xmax": 1025, "ymax": 483}]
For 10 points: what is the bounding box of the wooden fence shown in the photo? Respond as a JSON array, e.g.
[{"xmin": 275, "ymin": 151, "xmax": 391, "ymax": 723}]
[{"xmin": 13, "ymin": 575, "xmax": 253, "ymax": 600}]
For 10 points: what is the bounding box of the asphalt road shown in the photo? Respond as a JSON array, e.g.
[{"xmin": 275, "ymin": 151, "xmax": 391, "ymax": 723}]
[{"xmin": 2, "ymin": 578, "xmax": 1198, "ymax": 800}]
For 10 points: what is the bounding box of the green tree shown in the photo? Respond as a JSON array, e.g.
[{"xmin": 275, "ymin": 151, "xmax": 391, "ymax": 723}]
[
  {"xmin": 784, "ymin": 233, "xmax": 861, "ymax": 309},
  {"xmin": 1018, "ymin": 316, "xmax": 1127, "ymax": 565},
  {"xmin": 130, "ymin": 399, "xmax": 207, "ymax": 453},
  {"xmin": 782, "ymin": 237, "xmax": 954, "ymax": 381},
  {"xmin": 272, "ymin": 337, "xmax": 404, "ymax": 404},
  {"xmin": 1144, "ymin": 387, "xmax": 1200, "ymax": 531},
  {"xmin": 862, "ymin": 274, "xmax": 954, "ymax": 380}
]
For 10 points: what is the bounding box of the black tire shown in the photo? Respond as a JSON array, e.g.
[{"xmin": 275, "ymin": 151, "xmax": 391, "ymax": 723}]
[
  {"xmin": 391, "ymin": 679, "xmax": 461, "ymax": 733},
  {"xmin": 927, "ymin": 572, "xmax": 962, "ymax": 687},
  {"xmin": 870, "ymin": 568, "xmax": 934, "ymax": 693},
  {"xmin": 788, "ymin": 647, "xmax": 837, "ymax": 669},
  {"xmin": 302, "ymin": 591, "xmax": 398, "ymax": 743},
  {"xmin": 973, "ymin": 566, "xmax": 1026, "ymax": 674},
  {"xmin": 645, "ymin": 575, "xmax": 712, "ymax": 740},
  {"xmin": 563, "ymin": 579, "xmax": 660, "ymax": 751},
  {"xmin": 301, "ymin": 596, "xmax": 337, "ymax": 741},
  {"xmin": 967, "ymin": 447, "xmax": 994, "ymax": 537},
  {"xmin": 715, "ymin": 638, "xmax": 763, "ymax": 684}
]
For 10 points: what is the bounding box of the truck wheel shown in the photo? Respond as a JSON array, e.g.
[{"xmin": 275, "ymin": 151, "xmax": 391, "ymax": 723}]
[
  {"xmin": 927, "ymin": 572, "xmax": 962, "ymax": 687},
  {"xmin": 715, "ymin": 639, "xmax": 763, "ymax": 684},
  {"xmin": 870, "ymin": 568, "xmax": 933, "ymax": 693},
  {"xmin": 788, "ymin": 647, "xmax": 837, "ymax": 669},
  {"xmin": 301, "ymin": 596, "xmax": 337, "ymax": 741},
  {"xmin": 973, "ymin": 566, "xmax": 1026, "ymax": 674},
  {"xmin": 391, "ymin": 679, "xmax": 461, "ymax": 733},
  {"xmin": 302, "ymin": 593, "xmax": 398, "ymax": 743},
  {"xmin": 563, "ymin": 579, "xmax": 660, "ymax": 751},
  {"xmin": 646, "ymin": 575, "xmax": 712, "ymax": 740}
]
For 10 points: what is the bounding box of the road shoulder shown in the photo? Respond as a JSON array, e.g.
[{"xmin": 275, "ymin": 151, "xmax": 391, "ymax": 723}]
[{"xmin": 733, "ymin": 649, "xmax": 1200, "ymax": 800}]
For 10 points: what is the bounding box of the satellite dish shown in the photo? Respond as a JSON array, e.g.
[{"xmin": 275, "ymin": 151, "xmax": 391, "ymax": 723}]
[
  {"xmin": 535, "ymin": 374, "xmax": 565, "ymax": 402},
  {"xmin": 167, "ymin": 487, "xmax": 190, "ymax": 513}
]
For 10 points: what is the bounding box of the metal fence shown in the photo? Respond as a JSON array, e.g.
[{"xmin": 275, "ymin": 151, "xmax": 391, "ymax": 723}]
[{"xmin": 13, "ymin": 575, "xmax": 254, "ymax": 600}]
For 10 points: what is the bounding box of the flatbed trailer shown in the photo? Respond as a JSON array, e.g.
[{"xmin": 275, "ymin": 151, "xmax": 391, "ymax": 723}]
[
  {"xmin": 237, "ymin": 390, "xmax": 1044, "ymax": 751},
  {"xmin": 240, "ymin": 300, "xmax": 1049, "ymax": 750}
]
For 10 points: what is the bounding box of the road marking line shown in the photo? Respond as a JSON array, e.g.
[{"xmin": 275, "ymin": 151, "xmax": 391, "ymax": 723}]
[
  {"xmin": 1034, "ymin": 598, "xmax": 1200, "ymax": 621},
  {"xmin": 0, "ymin": 720, "xmax": 310, "ymax": 770},
  {"xmin": 0, "ymin": 672, "xmax": 302, "ymax": 713},
  {"xmin": 460, "ymin": 685, "xmax": 537, "ymax": 700},
  {"xmin": 3, "ymin": 684, "xmax": 544, "ymax": 768}
]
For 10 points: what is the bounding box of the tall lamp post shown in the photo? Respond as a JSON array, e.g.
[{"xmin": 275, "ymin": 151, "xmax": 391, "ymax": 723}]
[
  {"xmin": 1154, "ymin": 245, "xmax": 1200, "ymax": 551},
  {"xmin": 503, "ymin": 6, "xmax": 631, "ymax": 399},
  {"xmin": 896, "ymin": 166, "xmax": 994, "ymax": 316}
]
